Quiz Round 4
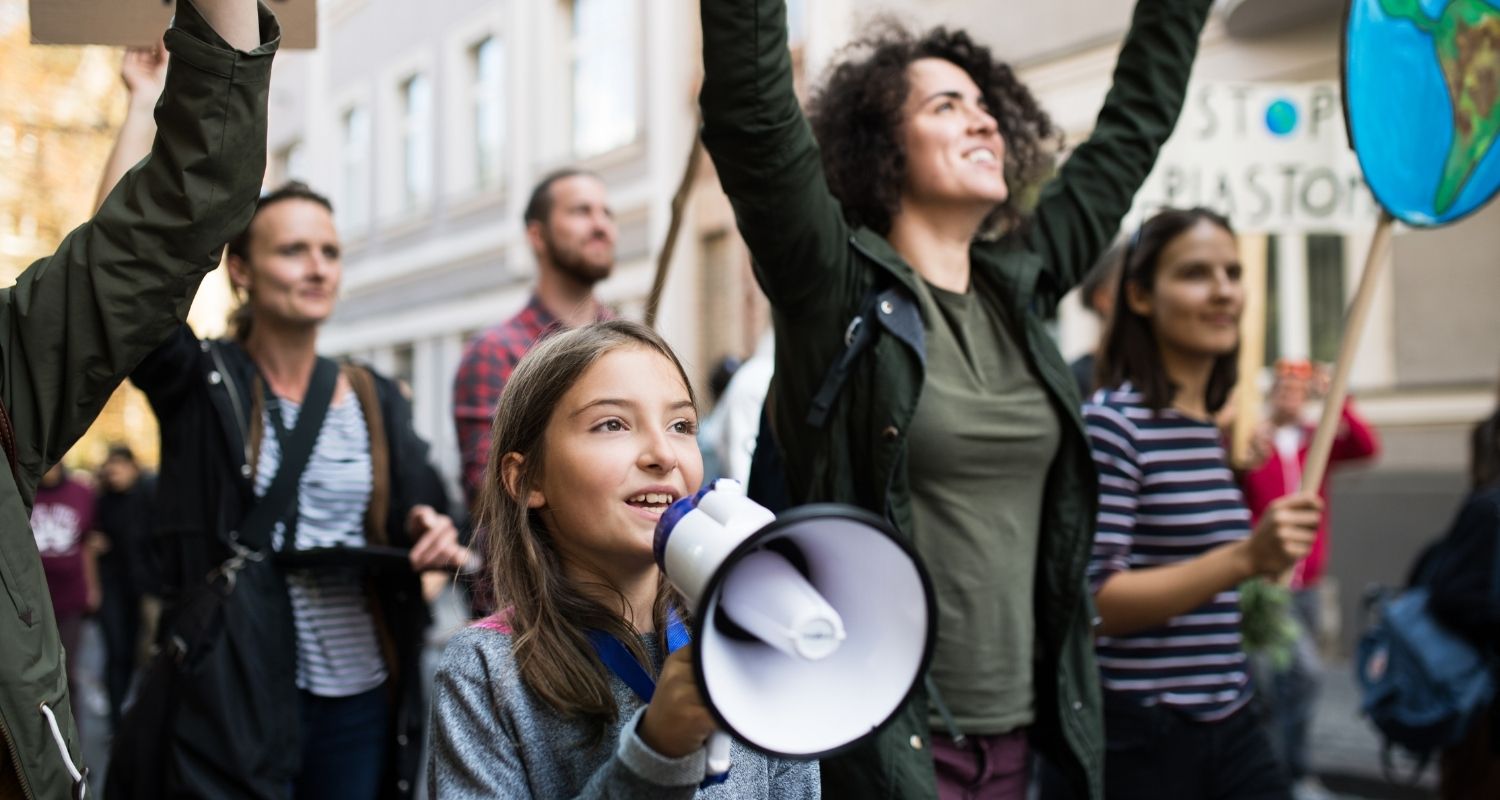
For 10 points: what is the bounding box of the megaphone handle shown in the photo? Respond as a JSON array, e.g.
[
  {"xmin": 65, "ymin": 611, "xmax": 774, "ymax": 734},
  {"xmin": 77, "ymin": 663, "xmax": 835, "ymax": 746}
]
[{"xmin": 704, "ymin": 731, "xmax": 732, "ymax": 783}]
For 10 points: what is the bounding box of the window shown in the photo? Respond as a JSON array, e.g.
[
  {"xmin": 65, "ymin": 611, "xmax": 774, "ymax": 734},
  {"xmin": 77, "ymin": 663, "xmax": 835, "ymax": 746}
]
[
  {"xmin": 1306, "ymin": 235, "xmax": 1346, "ymax": 364},
  {"xmin": 471, "ymin": 37, "xmax": 505, "ymax": 191},
  {"xmin": 699, "ymin": 230, "xmax": 734, "ymax": 367},
  {"xmin": 400, "ymin": 73, "xmax": 434, "ymax": 211},
  {"xmin": 570, "ymin": 0, "xmax": 639, "ymax": 157},
  {"xmin": 1263, "ymin": 233, "xmax": 1348, "ymax": 365},
  {"xmin": 274, "ymin": 140, "xmax": 306, "ymax": 185},
  {"xmin": 340, "ymin": 106, "xmax": 372, "ymax": 232}
]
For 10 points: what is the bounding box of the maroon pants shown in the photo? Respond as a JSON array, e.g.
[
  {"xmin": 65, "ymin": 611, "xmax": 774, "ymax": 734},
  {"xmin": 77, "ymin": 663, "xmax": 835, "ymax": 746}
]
[{"xmin": 931, "ymin": 729, "xmax": 1030, "ymax": 800}]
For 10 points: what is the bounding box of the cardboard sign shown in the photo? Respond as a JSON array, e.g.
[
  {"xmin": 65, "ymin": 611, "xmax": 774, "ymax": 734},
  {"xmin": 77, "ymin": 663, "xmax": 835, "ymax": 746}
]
[
  {"xmin": 30, "ymin": 0, "xmax": 317, "ymax": 49},
  {"xmin": 1131, "ymin": 81, "xmax": 1381, "ymax": 234}
]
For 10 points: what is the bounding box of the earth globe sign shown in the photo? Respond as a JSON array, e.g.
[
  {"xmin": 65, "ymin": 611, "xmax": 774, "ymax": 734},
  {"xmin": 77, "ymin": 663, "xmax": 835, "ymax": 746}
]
[
  {"xmin": 1345, "ymin": 0, "xmax": 1500, "ymax": 226},
  {"xmin": 1266, "ymin": 98, "xmax": 1300, "ymax": 136}
]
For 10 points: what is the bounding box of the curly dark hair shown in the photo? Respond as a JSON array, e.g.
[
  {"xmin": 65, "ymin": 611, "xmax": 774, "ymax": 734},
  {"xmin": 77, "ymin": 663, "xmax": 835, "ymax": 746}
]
[{"xmin": 806, "ymin": 22, "xmax": 1060, "ymax": 236}]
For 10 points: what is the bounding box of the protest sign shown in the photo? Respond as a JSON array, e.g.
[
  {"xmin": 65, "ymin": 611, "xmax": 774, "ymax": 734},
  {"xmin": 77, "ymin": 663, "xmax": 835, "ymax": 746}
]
[{"xmin": 31, "ymin": 0, "xmax": 316, "ymax": 49}]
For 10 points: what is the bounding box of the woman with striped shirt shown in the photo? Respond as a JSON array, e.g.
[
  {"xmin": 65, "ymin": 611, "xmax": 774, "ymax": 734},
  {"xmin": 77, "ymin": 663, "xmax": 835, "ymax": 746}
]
[
  {"xmin": 1085, "ymin": 207, "xmax": 1322, "ymax": 799},
  {"xmin": 125, "ymin": 182, "xmax": 473, "ymax": 800}
]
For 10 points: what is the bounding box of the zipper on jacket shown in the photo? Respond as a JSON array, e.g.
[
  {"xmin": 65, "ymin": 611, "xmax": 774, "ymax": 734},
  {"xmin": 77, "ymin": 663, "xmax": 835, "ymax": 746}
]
[{"xmin": 0, "ymin": 713, "xmax": 36, "ymax": 800}]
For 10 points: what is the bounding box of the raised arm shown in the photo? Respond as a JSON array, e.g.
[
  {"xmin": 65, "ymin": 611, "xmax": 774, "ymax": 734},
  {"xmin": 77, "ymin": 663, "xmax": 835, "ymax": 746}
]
[
  {"xmin": 0, "ymin": 0, "xmax": 277, "ymax": 494},
  {"xmin": 698, "ymin": 0, "xmax": 851, "ymax": 315},
  {"xmin": 194, "ymin": 0, "xmax": 263, "ymax": 52},
  {"xmin": 95, "ymin": 42, "xmax": 169, "ymax": 212},
  {"xmin": 1022, "ymin": 0, "xmax": 1214, "ymax": 307}
]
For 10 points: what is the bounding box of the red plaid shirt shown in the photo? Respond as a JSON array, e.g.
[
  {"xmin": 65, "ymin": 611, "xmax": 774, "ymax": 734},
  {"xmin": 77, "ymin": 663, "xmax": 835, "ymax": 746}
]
[{"xmin": 452, "ymin": 294, "xmax": 612, "ymax": 507}]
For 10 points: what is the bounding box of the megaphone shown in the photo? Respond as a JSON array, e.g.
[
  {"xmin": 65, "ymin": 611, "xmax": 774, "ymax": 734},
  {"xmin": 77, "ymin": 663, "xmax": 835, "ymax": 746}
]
[{"xmin": 654, "ymin": 479, "xmax": 935, "ymax": 780}]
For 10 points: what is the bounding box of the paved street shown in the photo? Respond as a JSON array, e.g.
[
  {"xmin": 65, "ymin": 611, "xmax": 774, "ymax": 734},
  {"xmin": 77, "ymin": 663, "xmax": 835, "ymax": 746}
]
[
  {"xmin": 1309, "ymin": 660, "xmax": 1438, "ymax": 800},
  {"xmin": 72, "ymin": 620, "xmax": 1443, "ymax": 799}
]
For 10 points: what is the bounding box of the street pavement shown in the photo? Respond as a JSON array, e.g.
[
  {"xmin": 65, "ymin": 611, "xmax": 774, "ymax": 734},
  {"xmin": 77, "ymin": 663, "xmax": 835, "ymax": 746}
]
[
  {"xmin": 72, "ymin": 620, "xmax": 1443, "ymax": 799},
  {"xmin": 1308, "ymin": 659, "xmax": 1438, "ymax": 800}
]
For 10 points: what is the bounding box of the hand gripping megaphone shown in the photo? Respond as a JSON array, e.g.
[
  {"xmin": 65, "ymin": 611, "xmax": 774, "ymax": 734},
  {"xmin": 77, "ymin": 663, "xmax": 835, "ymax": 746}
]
[{"xmin": 654, "ymin": 479, "xmax": 935, "ymax": 780}]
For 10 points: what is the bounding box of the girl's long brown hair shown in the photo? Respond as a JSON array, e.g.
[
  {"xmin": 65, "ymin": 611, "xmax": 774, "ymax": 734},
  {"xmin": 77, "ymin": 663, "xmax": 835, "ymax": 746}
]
[{"xmin": 477, "ymin": 320, "xmax": 697, "ymax": 740}]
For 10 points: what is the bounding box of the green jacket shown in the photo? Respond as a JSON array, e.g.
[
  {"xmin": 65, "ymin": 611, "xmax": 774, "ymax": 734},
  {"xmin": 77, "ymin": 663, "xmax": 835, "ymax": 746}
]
[
  {"xmin": 698, "ymin": 1, "xmax": 1211, "ymax": 797},
  {"xmin": 0, "ymin": 4, "xmax": 277, "ymax": 798}
]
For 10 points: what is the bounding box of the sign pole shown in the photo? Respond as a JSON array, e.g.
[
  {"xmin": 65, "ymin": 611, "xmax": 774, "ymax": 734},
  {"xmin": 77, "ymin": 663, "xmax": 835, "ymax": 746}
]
[
  {"xmin": 644, "ymin": 118, "xmax": 704, "ymax": 330},
  {"xmin": 1280, "ymin": 209, "xmax": 1394, "ymax": 584}
]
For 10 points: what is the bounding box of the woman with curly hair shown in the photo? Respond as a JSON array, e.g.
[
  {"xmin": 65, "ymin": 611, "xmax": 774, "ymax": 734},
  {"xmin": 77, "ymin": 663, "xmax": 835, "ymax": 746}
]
[{"xmin": 699, "ymin": 1, "xmax": 1214, "ymax": 798}]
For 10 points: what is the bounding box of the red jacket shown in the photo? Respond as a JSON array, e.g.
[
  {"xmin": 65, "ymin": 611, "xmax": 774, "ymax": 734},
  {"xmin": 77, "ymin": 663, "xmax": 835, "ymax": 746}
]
[{"xmin": 1241, "ymin": 401, "xmax": 1380, "ymax": 588}]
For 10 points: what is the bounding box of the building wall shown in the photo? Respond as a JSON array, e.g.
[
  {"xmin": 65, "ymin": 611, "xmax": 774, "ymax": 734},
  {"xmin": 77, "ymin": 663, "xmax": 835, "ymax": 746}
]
[{"xmin": 1391, "ymin": 200, "xmax": 1500, "ymax": 389}]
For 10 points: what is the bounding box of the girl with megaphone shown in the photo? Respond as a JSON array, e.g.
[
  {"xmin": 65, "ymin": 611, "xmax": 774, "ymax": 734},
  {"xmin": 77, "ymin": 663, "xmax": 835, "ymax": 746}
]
[{"xmin": 428, "ymin": 320, "xmax": 820, "ymax": 799}]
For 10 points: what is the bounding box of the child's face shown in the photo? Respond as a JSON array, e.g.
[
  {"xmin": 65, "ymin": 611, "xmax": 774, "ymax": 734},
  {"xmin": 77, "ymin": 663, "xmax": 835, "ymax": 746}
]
[{"xmin": 531, "ymin": 345, "xmax": 703, "ymax": 572}]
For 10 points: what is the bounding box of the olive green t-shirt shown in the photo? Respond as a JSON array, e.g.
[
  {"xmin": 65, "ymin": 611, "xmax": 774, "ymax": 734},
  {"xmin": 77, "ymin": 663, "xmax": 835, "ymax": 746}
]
[{"xmin": 906, "ymin": 278, "xmax": 1061, "ymax": 735}]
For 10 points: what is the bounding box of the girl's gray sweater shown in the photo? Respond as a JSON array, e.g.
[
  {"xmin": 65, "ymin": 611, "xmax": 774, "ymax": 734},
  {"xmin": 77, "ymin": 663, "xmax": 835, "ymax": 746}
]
[{"xmin": 428, "ymin": 623, "xmax": 821, "ymax": 799}]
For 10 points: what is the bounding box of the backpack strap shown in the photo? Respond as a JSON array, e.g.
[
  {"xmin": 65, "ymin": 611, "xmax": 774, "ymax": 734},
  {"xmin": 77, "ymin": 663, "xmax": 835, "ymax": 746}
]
[
  {"xmin": 806, "ymin": 287, "xmax": 885, "ymax": 429},
  {"xmin": 165, "ymin": 358, "xmax": 339, "ymax": 662},
  {"xmin": 1379, "ymin": 739, "xmax": 1432, "ymax": 786},
  {"xmin": 254, "ymin": 357, "xmax": 340, "ymax": 556}
]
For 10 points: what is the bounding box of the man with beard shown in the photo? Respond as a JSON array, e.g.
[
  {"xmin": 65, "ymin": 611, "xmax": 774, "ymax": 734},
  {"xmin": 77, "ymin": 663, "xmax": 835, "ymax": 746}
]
[{"xmin": 453, "ymin": 169, "xmax": 617, "ymax": 509}]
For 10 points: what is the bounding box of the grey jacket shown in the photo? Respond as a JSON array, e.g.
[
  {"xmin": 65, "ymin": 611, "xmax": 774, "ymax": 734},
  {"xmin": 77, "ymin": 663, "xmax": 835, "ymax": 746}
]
[{"xmin": 429, "ymin": 624, "xmax": 819, "ymax": 799}]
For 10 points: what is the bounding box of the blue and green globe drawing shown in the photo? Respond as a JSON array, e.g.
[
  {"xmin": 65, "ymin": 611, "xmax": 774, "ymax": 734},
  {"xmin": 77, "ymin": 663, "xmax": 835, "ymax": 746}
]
[{"xmin": 1346, "ymin": 0, "xmax": 1500, "ymax": 225}]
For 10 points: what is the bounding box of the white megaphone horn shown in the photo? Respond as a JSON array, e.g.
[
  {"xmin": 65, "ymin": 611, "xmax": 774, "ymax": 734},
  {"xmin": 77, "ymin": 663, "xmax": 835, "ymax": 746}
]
[{"xmin": 653, "ymin": 479, "xmax": 935, "ymax": 783}]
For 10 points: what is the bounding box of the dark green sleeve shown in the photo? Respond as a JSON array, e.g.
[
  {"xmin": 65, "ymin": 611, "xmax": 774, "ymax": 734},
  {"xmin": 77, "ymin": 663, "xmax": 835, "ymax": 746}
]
[
  {"xmin": 698, "ymin": 0, "xmax": 853, "ymax": 317},
  {"xmin": 0, "ymin": 0, "xmax": 279, "ymax": 497},
  {"xmin": 1020, "ymin": 0, "xmax": 1213, "ymax": 308}
]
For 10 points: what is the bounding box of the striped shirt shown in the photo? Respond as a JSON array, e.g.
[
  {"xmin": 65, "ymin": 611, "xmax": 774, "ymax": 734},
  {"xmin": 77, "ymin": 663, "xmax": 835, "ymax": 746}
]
[
  {"xmin": 258, "ymin": 393, "xmax": 387, "ymax": 698},
  {"xmin": 1084, "ymin": 385, "xmax": 1252, "ymax": 721}
]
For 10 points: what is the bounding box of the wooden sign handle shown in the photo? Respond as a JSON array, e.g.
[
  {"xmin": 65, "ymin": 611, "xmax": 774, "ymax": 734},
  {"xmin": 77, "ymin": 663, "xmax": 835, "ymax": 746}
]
[{"xmin": 1280, "ymin": 210, "xmax": 1395, "ymax": 585}]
